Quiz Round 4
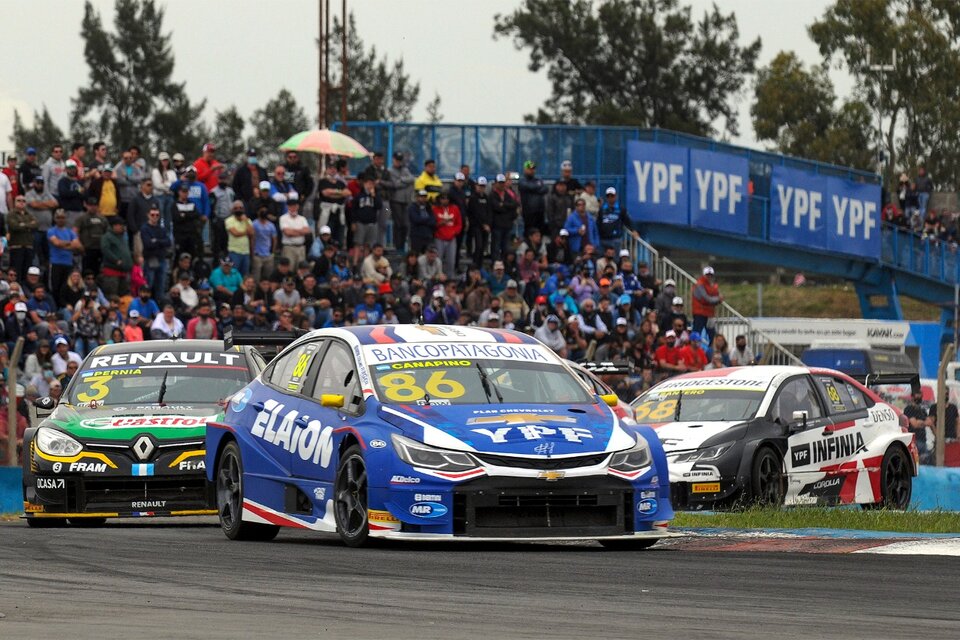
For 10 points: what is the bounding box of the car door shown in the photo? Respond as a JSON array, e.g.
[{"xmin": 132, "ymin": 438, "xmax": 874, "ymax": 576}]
[
  {"xmin": 289, "ymin": 339, "xmax": 363, "ymax": 481},
  {"xmin": 772, "ymin": 376, "xmax": 832, "ymax": 489},
  {"xmin": 245, "ymin": 339, "xmax": 326, "ymax": 472}
]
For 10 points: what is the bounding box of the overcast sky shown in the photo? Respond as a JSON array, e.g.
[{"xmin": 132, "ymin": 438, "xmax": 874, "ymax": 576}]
[{"xmin": 0, "ymin": 0, "xmax": 848, "ymax": 155}]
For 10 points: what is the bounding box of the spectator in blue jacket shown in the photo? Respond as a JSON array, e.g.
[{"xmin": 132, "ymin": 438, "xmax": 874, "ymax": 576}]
[
  {"xmin": 128, "ymin": 285, "xmax": 161, "ymax": 321},
  {"xmin": 563, "ymin": 198, "xmax": 600, "ymax": 254},
  {"xmin": 407, "ymin": 190, "xmax": 436, "ymax": 254},
  {"xmin": 171, "ymin": 165, "xmax": 210, "ymax": 218},
  {"xmin": 140, "ymin": 204, "xmax": 172, "ymax": 301}
]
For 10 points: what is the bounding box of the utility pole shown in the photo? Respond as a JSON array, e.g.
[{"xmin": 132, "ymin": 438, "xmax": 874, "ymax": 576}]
[
  {"xmin": 340, "ymin": 0, "xmax": 348, "ymax": 133},
  {"xmin": 318, "ymin": 0, "xmax": 325, "ymax": 129},
  {"xmin": 867, "ymin": 46, "xmax": 896, "ymax": 186}
]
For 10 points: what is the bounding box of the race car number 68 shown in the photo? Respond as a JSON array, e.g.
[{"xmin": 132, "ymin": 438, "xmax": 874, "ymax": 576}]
[
  {"xmin": 76, "ymin": 375, "xmax": 113, "ymax": 403},
  {"xmin": 634, "ymin": 399, "xmax": 677, "ymax": 421},
  {"xmin": 380, "ymin": 371, "xmax": 465, "ymax": 402}
]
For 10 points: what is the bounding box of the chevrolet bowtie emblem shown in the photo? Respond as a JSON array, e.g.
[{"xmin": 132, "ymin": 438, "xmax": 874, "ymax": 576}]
[{"xmin": 537, "ymin": 470, "xmax": 566, "ymax": 481}]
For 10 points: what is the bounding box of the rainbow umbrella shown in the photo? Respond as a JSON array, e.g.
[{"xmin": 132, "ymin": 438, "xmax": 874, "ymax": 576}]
[{"xmin": 278, "ymin": 129, "xmax": 370, "ymax": 158}]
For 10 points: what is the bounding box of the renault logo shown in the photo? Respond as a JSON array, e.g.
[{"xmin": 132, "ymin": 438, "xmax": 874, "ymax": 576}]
[{"xmin": 132, "ymin": 436, "xmax": 155, "ymax": 461}]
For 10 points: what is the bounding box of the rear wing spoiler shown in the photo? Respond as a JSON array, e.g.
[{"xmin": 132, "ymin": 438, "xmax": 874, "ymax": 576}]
[
  {"xmin": 579, "ymin": 361, "xmax": 633, "ymax": 375},
  {"xmin": 223, "ymin": 327, "xmax": 305, "ymax": 351},
  {"xmin": 859, "ymin": 373, "xmax": 921, "ymax": 395}
]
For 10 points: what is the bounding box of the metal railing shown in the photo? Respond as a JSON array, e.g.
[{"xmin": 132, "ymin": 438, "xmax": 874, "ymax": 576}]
[
  {"xmin": 622, "ymin": 235, "xmax": 802, "ymax": 366},
  {"xmin": 881, "ymin": 223, "xmax": 960, "ymax": 284}
]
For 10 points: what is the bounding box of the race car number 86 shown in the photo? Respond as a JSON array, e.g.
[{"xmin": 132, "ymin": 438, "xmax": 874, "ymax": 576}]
[
  {"xmin": 380, "ymin": 371, "xmax": 465, "ymax": 402},
  {"xmin": 634, "ymin": 399, "xmax": 677, "ymax": 421}
]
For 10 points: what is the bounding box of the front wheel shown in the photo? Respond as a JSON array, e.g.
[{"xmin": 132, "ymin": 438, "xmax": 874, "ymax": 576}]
[
  {"xmin": 216, "ymin": 441, "xmax": 280, "ymax": 541},
  {"xmin": 26, "ymin": 517, "xmax": 66, "ymax": 528},
  {"xmin": 751, "ymin": 446, "xmax": 785, "ymax": 506},
  {"xmin": 599, "ymin": 538, "xmax": 659, "ymax": 550},
  {"xmin": 867, "ymin": 446, "xmax": 912, "ymax": 510},
  {"xmin": 334, "ymin": 445, "xmax": 370, "ymax": 547}
]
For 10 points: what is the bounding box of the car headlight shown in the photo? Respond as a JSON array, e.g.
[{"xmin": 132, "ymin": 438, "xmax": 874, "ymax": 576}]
[
  {"xmin": 609, "ymin": 436, "xmax": 652, "ymax": 472},
  {"xmin": 35, "ymin": 427, "xmax": 83, "ymax": 457},
  {"xmin": 671, "ymin": 443, "xmax": 733, "ymax": 463},
  {"xmin": 391, "ymin": 434, "xmax": 480, "ymax": 472}
]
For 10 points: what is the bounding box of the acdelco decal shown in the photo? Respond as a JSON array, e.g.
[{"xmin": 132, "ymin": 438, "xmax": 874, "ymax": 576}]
[{"xmin": 251, "ymin": 400, "xmax": 334, "ymax": 468}]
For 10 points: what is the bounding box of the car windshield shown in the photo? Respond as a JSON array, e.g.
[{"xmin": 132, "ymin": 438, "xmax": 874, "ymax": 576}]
[
  {"xmin": 633, "ymin": 383, "xmax": 766, "ymax": 423},
  {"xmin": 68, "ymin": 355, "xmax": 250, "ymax": 407},
  {"xmin": 369, "ymin": 358, "xmax": 594, "ymax": 406}
]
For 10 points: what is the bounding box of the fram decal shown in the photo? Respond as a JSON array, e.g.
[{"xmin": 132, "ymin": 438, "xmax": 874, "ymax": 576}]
[
  {"xmin": 250, "ymin": 400, "xmax": 334, "ymax": 468},
  {"xmin": 69, "ymin": 462, "xmax": 107, "ymax": 473},
  {"xmin": 791, "ymin": 432, "xmax": 866, "ymax": 468}
]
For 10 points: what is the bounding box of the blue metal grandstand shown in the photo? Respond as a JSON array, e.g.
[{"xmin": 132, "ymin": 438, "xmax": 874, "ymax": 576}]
[{"xmin": 337, "ymin": 122, "xmax": 954, "ymax": 338}]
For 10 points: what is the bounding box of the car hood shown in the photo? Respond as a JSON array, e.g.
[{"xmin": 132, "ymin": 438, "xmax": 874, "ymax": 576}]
[
  {"xmin": 46, "ymin": 403, "xmax": 221, "ymax": 441},
  {"xmin": 647, "ymin": 420, "xmax": 746, "ymax": 452},
  {"xmin": 377, "ymin": 402, "xmax": 636, "ymax": 457}
]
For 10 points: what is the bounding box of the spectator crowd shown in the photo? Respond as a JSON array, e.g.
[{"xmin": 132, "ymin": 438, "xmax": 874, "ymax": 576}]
[{"xmin": 0, "ymin": 139, "xmax": 750, "ymax": 455}]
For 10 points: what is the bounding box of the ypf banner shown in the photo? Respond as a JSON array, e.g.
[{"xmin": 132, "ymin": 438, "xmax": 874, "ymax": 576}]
[
  {"xmin": 626, "ymin": 141, "xmax": 751, "ymax": 235},
  {"xmin": 769, "ymin": 165, "xmax": 879, "ymax": 258}
]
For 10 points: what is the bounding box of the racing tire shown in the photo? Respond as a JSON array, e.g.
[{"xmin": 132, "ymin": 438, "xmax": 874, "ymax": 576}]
[
  {"xmin": 865, "ymin": 445, "xmax": 912, "ymax": 510},
  {"xmin": 26, "ymin": 517, "xmax": 66, "ymax": 528},
  {"xmin": 69, "ymin": 518, "xmax": 107, "ymax": 527},
  {"xmin": 599, "ymin": 538, "xmax": 659, "ymax": 551},
  {"xmin": 750, "ymin": 446, "xmax": 785, "ymax": 506},
  {"xmin": 216, "ymin": 441, "xmax": 280, "ymax": 542},
  {"xmin": 334, "ymin": 445, "xmax": 370, "ymax": 548}
]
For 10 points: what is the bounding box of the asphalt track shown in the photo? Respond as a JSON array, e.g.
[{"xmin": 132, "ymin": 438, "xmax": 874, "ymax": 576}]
[{"xmin": 1, "ymin": 518, "xmax": 958, "ymax": 640}]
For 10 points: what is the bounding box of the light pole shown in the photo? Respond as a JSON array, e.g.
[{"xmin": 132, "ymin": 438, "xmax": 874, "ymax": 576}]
[{"xmin": 867, "ymin": 46, "xmax": 896, "ymax": 183}]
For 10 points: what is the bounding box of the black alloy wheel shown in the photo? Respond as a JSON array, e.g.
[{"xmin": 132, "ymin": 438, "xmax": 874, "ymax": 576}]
[
  {"xmin": 216, "ymin": 441, "xmax": 279, "ymax": 541},
  {"xmin": 334, "ymin": 445, "xmax": 370, "ymax": 547},
  {"xmin": 751, "ymin": 446, "xmax": 785, "ymax": 506}
]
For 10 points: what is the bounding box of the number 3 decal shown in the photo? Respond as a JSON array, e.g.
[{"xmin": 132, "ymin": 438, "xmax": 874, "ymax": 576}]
[
  {"xmin": 77, "ymin": 375, "xmax": 113, "ymax": 403},
  {"xmin": 380, "ymin": 371, "xmax": 466, "ymax": 403}
]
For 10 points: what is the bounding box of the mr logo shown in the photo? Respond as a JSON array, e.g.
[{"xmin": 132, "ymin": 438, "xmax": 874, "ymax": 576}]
[{"xmin": 632, "ymin": 160, "xmax": 684, "ymax": 206}]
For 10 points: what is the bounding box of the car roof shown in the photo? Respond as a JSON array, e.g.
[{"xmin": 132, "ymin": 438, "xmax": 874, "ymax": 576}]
[
  {"xmin": 88, "ymin": 340, "xmax": 230, "ymax": 356},
  {"xmin": 292, "ymin": 324, "xmax": 542, "ymax": 349}
]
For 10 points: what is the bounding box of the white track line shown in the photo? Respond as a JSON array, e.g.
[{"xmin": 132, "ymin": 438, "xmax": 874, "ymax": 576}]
[{"xmin": 854, "ymin": 539, "xmax": 960, "ymax": 556}]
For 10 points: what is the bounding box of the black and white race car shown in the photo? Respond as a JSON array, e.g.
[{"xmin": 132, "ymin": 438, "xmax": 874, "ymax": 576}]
[{"xmin": 630, "ymin": 366, "xmax": 919, "ymax": 510}]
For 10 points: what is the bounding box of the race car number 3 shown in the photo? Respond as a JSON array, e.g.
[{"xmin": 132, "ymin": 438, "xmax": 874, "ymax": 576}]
[
  {"xmin": 380, "ymin": 371, "xmax": 465, "ymax": 403},
  {"xmin": 76, "ymin": 375, "xmax": 113, "ymax": 403}
]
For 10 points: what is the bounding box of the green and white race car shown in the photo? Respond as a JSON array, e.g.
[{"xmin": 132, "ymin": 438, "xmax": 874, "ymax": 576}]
[{"xmin": 22, "ymin": 339, "xmax": 266, "ymax": 526}]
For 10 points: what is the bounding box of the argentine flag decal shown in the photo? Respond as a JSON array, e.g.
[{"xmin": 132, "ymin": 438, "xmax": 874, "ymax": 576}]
[{"xmin": 132, "ymin": 464, "xmax": 155, "ymax": 477}]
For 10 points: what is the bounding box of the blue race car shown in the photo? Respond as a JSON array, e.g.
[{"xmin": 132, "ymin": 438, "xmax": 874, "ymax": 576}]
[{"xmin": 207, "ymin": 325, "xmax": 674, "ymax": 548}]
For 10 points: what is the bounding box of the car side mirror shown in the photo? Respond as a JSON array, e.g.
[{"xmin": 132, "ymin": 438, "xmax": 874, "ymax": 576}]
[
  {"xmin": 320, "ymin": 394, "xmax": 345, "ymax": 409},
  {"xmin": 33, "ymin": 396, "xmax": 56, "ymax": 419},
  {"xmin": 600, "ymin": 393, "xmax": 619, "ymax": 407},
  {"xmin": 790, "ymin": 410, "xmax": 809, "ymax": 433}
]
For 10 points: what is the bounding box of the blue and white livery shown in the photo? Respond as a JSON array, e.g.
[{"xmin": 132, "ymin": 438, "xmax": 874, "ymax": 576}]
[{"xmin": 207, "ymin": 325, "xmax": 674, "ymax": 547}]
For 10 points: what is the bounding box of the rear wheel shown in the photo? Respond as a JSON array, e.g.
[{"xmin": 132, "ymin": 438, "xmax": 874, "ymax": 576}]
[
  {"xmin": 216, "ymin": 441, "xmax": 280, "ymax": 541},
  {"xmin": 751, "ymin": 447, "xmax": 785, "ymax": 506},
  {"xmin": 870, "ymin": 446, "xmax": 912, "ymax": 510},
  {"xmin": 599, "ymin": 538, "xmax": 659, "ymax": 550},
  {"xmin": 334, "ymin": 445, "xmax": 370, "ymax": 547}
]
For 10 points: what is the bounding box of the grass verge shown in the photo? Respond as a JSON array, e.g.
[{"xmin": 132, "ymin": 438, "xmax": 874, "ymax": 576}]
[{"xmin": 673, "ymin": 507, "xmax": 960, "ymax": 534}]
